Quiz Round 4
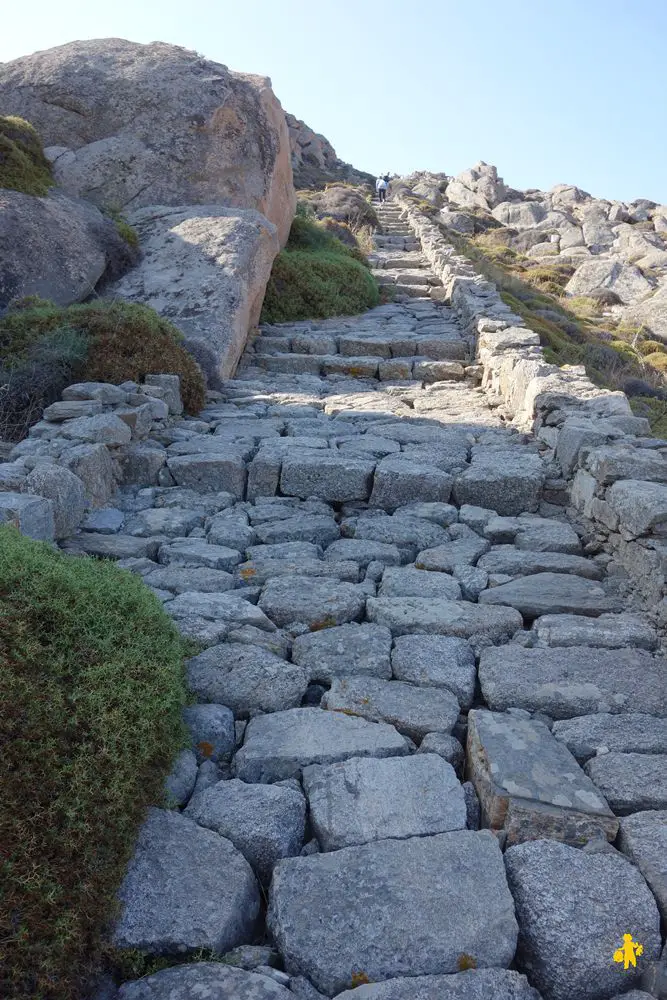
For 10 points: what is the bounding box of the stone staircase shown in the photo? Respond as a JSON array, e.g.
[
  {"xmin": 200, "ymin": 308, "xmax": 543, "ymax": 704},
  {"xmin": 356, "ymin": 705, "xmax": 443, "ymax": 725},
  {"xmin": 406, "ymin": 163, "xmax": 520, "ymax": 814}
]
[{"xmin": 50, "ymin": 203, "xmax": 666, "ymax": 999}]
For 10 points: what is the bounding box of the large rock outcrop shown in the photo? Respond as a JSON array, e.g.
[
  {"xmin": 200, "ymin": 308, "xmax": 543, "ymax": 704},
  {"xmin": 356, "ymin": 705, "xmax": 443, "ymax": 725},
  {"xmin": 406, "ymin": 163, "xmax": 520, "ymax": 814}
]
[
  {"xmin": 0, "ymin": 38, "xmax": 295, "ymax": 244},
  {"xmin": 286, "ymin": 113, "xmax": 373, "ymax": 190}
]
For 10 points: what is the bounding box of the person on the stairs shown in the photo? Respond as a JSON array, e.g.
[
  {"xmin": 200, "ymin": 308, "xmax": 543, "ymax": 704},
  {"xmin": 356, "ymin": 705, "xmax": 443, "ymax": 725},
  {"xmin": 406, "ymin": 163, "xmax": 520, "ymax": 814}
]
[{"xmin": 376, "ymin": 174, "xmax": 388, "ymax": 203}]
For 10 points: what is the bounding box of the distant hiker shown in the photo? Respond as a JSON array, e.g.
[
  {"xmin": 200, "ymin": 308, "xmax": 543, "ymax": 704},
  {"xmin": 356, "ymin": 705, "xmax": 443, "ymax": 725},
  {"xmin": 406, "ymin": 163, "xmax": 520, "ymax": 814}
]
[{"xmin": 376, "ymin": 175, "xmax": 388, "ymax": 203}]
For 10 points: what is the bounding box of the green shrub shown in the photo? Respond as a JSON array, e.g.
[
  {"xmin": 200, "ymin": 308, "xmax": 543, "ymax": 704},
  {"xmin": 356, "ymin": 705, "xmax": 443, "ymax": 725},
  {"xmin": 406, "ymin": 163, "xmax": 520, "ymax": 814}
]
[
  {"xmin": 638, "ymin": 339, "xmax": 667, "ymax": 356},
  {"xmin": 0, "ymin": 299, "xmax": 206, "ymax": 439},
  {"xmin": 261, "ymin": 249, "xmax": 379, "ymax": 324},
  {"xmin": 0, "ymin": 116, "xmax": 53, "ymax": 197},
  {"xmin": 644, "ymin": 351, "xmax": 667, "ymax": 373},
  {"xmin": 0, "ymin": 528, "xmax": 189, "ymax": 1000},
  {"xmin": 107, "ymin": 210, "xmax": 140, "ymax": 250}
]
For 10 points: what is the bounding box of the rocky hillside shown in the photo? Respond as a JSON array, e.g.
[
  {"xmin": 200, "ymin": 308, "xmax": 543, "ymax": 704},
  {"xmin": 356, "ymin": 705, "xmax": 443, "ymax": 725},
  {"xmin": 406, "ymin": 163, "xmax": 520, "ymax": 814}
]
[{"xmin": 285, "ymin": 113, "xmax": 374, "ymax": 190}]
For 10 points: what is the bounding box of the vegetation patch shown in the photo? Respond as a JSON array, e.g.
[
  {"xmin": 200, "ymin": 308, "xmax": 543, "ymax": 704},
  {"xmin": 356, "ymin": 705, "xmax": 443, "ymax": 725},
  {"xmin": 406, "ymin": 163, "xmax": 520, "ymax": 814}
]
[
  {"xmin": 0, "ymin": 528, "xmax": 189, "ymax": 1000},
  {"xmin": 0, "ymin": 299, "xmax": 206, "ymax": 440},
  {"xmin": 261, "ymin": 215, "xmax": 379, "ymax": 324},
  {"xmin": 0, "ymin": 116, "xmax": 54, "ymax": 197},
  {"xmin": 106, "ymin": 209, "xmax": 140, "ymax": 250}
]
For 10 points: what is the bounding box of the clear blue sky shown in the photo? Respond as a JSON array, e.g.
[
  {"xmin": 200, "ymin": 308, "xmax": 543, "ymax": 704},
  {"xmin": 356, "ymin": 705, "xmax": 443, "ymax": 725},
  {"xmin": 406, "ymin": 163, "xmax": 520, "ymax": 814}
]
[{"xmin": 3, "ymin": 0, "xmax": 666, "ymax": 204}]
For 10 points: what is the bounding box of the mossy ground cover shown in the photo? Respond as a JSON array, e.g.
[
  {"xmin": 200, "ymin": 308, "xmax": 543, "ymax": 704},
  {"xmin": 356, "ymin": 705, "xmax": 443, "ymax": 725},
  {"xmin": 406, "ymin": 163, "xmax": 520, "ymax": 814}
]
[
  {"xmin": 0, "ymin": 116, "xmax": 53, "ymax": 197},
  {"xmin": 0, "ymin": 299, "xmax": 206, "ymax": 440},
  {"xmin": 0, "ymin": 528, "xmax": 190, "ymax": 1000},
  {"xmin": 261, "ymin": 215, "xmax": 379, "ymax": 324}
]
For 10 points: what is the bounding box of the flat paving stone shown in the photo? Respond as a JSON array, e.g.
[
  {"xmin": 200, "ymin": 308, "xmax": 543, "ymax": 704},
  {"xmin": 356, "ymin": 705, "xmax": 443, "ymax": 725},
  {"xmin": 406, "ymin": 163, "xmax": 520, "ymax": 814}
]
[
  {"xmin": 280, "ymin": 453, "xmax": 376, "ymax": 502},
  {"xmin": 552, "ymin": 714, "xmax": 667, "ymax": 763},
  {"xmin": 236, "ymin": 558, "xmax": 359, "ymax": 586},
  {"xmin": 118, "ymin": 963, "xmax": 293, "ymax": 999},
  {"xmin": 184, "ymin": 779, "xmax": 306, "ymax": 883},
  {"xmin": 532, "ymin": 613, "xmax": 658, "ymax": 649},
  {"xmin": 267, "ymin": 831, "xmax": 518, "ymax": 995},
  {"xmin": 259, "ymin": 576, "xmax": 367, "ymax": 628},
  {"xmin": 618, "ymin": 810, "xmax": 667, "ymax": 923},
  {"xmin": 124, "ymin": 507, "xmax": 204, "ymax": 537},
  {"xmin": 466, "ymin": 710, "xmax": 617, "ymax": 846},
  {"xmin": 143, "ymin": 565, "xmax": 236, "ymax": 594},
  {"xmin": 584, "ymin": 753, "xmax": 667, "ymax": 814},
  {"xmin": 452, "ymin": 453, "xmax": 545, "ymax": 516},
  {"xmin": 478, "ymin": 572, "xmax": 622, "ymax": 619},
  {"xmin": 254, "ymin": 515, "xmax": 340, "ymax": 547},
  {"xmin": 415, "ymin": 537, "xmax": 490, "ymax": 572},
  {"xmin": 322, "ymin": 676, "xmax": 460, "ymax": 740},
  {"xmin": 369, "ymin": 458, "xmax": 454, "ymax": 511},
  {"xmin": 187, "ymin": 643, "xmax": 308, "ymax": 717},
  {"xmin": 113, "ymin": 808, "xmax": 259, "ymax": 955},
  {"xmin": 479, "ymin": 646, "xmax": 667, "ymax": 719},
  {"xmin": 291, "ymin": 623, "xmax": 393, "ymax": 683},
  {"xmin": 332, "ymin": 969, "xmax": 542, "ymax": 1000},
  {"xmin": 391, "ymin": 634, "xmax": 476, "ymax": 708},
  {"xmin": 158, "ymin": 539, "xmax": 242, "ymax": 571},
  {"xmin": 504, "ymin": 839, "xmax": 662, "ymax": 1000},
  {"xmin": 477, "ymin": 548, "xmax": 603, "ymax": 580},
  {"xmin": 514, "ymin": 520, "xmax": 582, "ymax": 553},
  {"xmin": 325, "ymin": 538, "xmax": 403, "ymax": 568},
  {"xmin": 351, "ymin": 514, "xmax": 449, "ymax": 552},
  {"xmin": 379, "ymin": 566, "xmax": 462, "ymax": 600},
  {"xmin": 302, "ymin": 754, "xmax": 466, "ymax": 851},
  {"xmin": 233, "ymin": 708, "xmax": 410, "ymax": 783},
  {"xmin": 367, "ymin": 596, "xmax": 522, "ymax": 641}
]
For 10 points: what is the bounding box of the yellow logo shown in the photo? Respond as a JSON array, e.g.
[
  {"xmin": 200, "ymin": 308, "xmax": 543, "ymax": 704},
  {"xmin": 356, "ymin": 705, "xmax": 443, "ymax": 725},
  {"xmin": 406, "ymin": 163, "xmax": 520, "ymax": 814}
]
[{"xmin": 613, "ymin": 933, "xmax": 643, "ymax": 970}]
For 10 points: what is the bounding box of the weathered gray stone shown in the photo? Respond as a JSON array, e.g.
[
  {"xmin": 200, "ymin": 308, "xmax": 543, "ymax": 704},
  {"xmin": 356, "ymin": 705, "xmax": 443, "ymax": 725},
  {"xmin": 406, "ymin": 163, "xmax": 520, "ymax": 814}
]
[
  {"xmin": 125, "ymin": 507, "xmax": 203, "ymax": 538},
  {"xmin": 552, "ymin": 714, "xmax": 667, "ymax": 763},
  {"xmin": 332, "ymin": 968, "xmax": 542, "ymax": 1000},
  {"xmin": 466, "ymin": 710, "xmax": 617, "ymax": 846},
  {"xmin": 280, "ymin": 454, "xmax": 375, "ymax": 503},
  {"xmin": 233, "ymin": 708, "xmax": 410, "ymax": 783},
  {"xmin": 367, "ymin": 596, "xmax": 522, "ymax": 640},
  {"xmin": 505, "ymin": 839, "xmax": 662, "ymax": 1000},
  {"xmin": 352, "ymin": 514, "xmax": 449, "ymax": 552},
  {"xmin": 607, "ymin": 480, "xmax": 667, "ymax": 537},
  {"xmin": 117, "ymin": 963, "xmax": 292, "ymax": 999},
  {"xmin": 259, "ymin": 576, "xmax": 366, "ymax": 628},
  {"xmin": 62, "ymin": 413, "xmax": 132, "ymax": 445},
  {"xmin": 63, "ymin": 381, "xmax": 128, "ymax": 405},
  {"xmin": 182, "ymin": 703, "xmax": 235, "ymax": 763},
  {"xmin": 302, "ymin": 754, "xmax": 466, "ymax": 850},
  {"xmin": 0, "ymin": 491, "xmax": 55, "ymax": 541},
  {"xmin": 416, "ymin": 537, "xmax": 490, "ymax": 572},
  {"xmin": 43, "ymin": 399, "xmax": 104, "ymax": 422},
  {"xmin": 477, "ymin": 548, "xmax": 602, "ymax": 580},
  {"xmin": 453, "ymin": 454, "xmax": 544, "ymax": 516},
  {"xmin": 82, "ymin": 507, "xmax": 125, "ymax": 533},
  {"xmin": 370, "ymin": 458, "xmax": 454, "ymax": 511},
  {"xmin": 514, "ymin": 520, "xmax": 581, "ymax": 554},
  {"xmin": 323, "ymin": 675, "xmax": 460, "ymax": 740},
  {"xmin": 143, "ymin": 565, "xmax": 235, "ymax": 594},
  {"xmin": 325, "ymin": 538, "xmax": 402, "ymax": 568},
  {"xmin": 479, "ymin": 646, "xmax": 667, "ymax": 719},
  {"xmin": 394, "ymin": 501, "xmax": 458, "ymax": 526},
  {"xmin": 113, "ymin": 808, "xmax": 260, "ymax": 955},
  {"xmin": 584, "ymin": 753, "xmax": 667, "ymax": 814},
  {"xmin": 60, "ymin": 442, "xmax": 115, "ymax": 506},
  {"xmin": 207, "ymin": 512, "xmax": 256, "ymax": 550},
  {"xmin": 187, "ymin": 643, "xmax": 306, "ymax": 717},
  {"xmin": 255, "ymin": 515, "xmax": 339, "ymax": 547},
  {"xmin": 418, "ymin": 732, "xmax": 465, "ymax": 772},
  {"xmin": 117, "ymin": 443, "xmax": 167, "ymax": 487},
  {"xmin": 158, "ymin": 539, "xmax": 241, "ymax": 571},
  {"xmin": 168, "ymin": 591, "xmax": 274, "ymax": 631},
  {"xmin": 292, "ymin": 624, "xmax": 392, "ymax": 683},
  {"xmin": 237, "ymin": 557, "xmax": 358, "ymax": 586},
  {"xmin": 163, "ymin": 749, "xmax": 197, "ymax": 808},
  {"xmin": 267, "ymin": 831, "xmax": 518, "ymax": 995},
  {"xmin": 618, "ymin": 811, "xmax": 667, "ymax": 923},
  {"xmin": 145, "ymin": 374, "xmax": 183, "ymax": 415},
  {"xmin": 532, "ymin": 613, "xmax": 658, "ymax": 650},
  {"xmin": 185, "ymin": 779, "xmax": 305, "ymax": 882},
  {"xmin": 379, "ymin": 566, "xmax": 462, "ymax": 600},
  {"xmin": 585, "ymin": 446, "xmax": 667, "ymax": 486},
  {"xmin": 167, "ymin": 453, "xmax": 247, "ymax": 498},
  {"xmin": 478, "ymin": 572, "xmax": 622, "ymax": 619},
  {"xmin": 61, "ymin": 532, "xmax": 156, "ymax": 560},
  {"xmin": 391, "ymin": 634, "xmax": 476, "ymax": 709}
]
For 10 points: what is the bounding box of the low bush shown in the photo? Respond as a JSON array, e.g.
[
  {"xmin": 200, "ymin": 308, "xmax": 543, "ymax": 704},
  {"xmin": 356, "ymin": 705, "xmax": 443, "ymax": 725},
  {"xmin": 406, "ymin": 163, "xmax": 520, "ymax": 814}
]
[
  {"xmin": 0, "ymin": 116, "xmax": 53, "ymax": 197},
  {"xmin": 643, "ymin": 351, "xmax": 667, "ymax": 373},
  {"xmin": 261, "ymin": 216, "xmax": 379, "ymax": 324},
  {"xmin": 637, "ymin": 339, "xmax": 667, "ymax": 356},
  {"xmin": 0, "ymin": 528, "xmax": 189, "ymax": 1000},
  {"xmin": 0, "ymin": 299, "xmax": 206, "ymax": 439}
]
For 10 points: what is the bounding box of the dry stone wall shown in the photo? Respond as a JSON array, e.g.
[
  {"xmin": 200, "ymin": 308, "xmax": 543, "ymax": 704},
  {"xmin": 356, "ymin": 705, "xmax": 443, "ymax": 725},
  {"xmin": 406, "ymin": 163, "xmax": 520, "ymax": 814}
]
[{"xmin": 396, "ymin": 195, "xmax": 667, "ymax": 621}]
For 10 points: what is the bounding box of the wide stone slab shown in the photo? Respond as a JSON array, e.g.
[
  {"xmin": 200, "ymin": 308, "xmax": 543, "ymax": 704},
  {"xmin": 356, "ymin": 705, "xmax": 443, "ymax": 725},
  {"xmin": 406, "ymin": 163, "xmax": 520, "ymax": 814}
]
[
  {"xmin": 532, "ymin": 613, "xmax": 658, "ymax": 650},
  {"xmin": 280, "ymin": 453, "xmax": 375, "ymax": 502},
  {"xmin": 378, "ymin": 566, "xmax": 462, "ymax": 600},
  {"xmin": 390, "ymin": 634, "xmax": 476, "ymax": 709},
  {"xmin": 332, "ymin": 968, "xmax": 542, "ymax": 1000},
  {"xmin": 267, "ymin": 831, "xmax": 518, "ymax": 995},
  {"xmin": 118, "ymin": 962, "xmax": 293, "ymax": 999},
  {"xmin": 618, "ymin": 811, "xmax": 667, "ymax": 923},
  {"xmin": 452, "ymin": 453, "xmax": 545, "ymax": 516},
  {"xmin": 254, "ymin": 514, "xmax": 340, "ymax": 547},
  {"xmin": 477, "ymin": 548, "xmax": 602, "ymax": 580},
  {"xmin": 552, "ymin": 714, "xmax": 667, "ymax": 763},
  {"xmin": 584, "ymin": 753, "xmax": 667, "ymax": 814},
  {"xmin": 323, "ymin": 676, "xmax": 460, "ymax": 740},
  {"xmin": 479, "ymin": 646, "xmax": 667, "ymax": 719},
  {"xmin": 259, "ymin": 576, "xmax": 366, "ymax": 628},
  {"xmin": 143, "ymin": 565, "xmax": 236, "ymax": 594},
  {"xmin": 367, "ymin": 597, "xmax": 522, "ymax": 641},
  {"xmin": 607, "ymin": 479, "xmax": 667, "ymax": 537},
  {"xmin": 186, "ymin": 643, "xmax": 308, "ymax": 717},
  {"xmin": 505, "ymin": 839, "xmax": 662, "ymax": 1000},
  {"xmin": 184, "ymin": 778, "xmax": 305, "ymax": 883},
  {"xmin": 302, "ymin": 754, "xmax": 466, "ymax": 851},
  {"xmin": 369, "ymin": 458, "xmax": 454, "ymax": 511},
  {"xmin": 113, "ymin": 808, "xmax": 259, "ymax": 955},
  {"xmin": 233, "ymin": 708, "xmax": 410, "ymax": 783},
  {"xmin": 478, "ymin": 572, "xmax": 622, "ymax": 619},
  {"xmin": 167, "ymin": 453, "xmax": 247, "ymax": 497},
  {"xmin": 158, "ymin": 539, "xmax": 242, "ymax": 571},
  {"xmin": 415, "ymin": 537, "xmax": 490, "ymax": 572},
  {"xmin": 466, "ymin": 710, "xmax": 617, "ymax": 846},
  {"xmin": 291, "ymin": 624, "xmax": 393, "ymax": 683}
]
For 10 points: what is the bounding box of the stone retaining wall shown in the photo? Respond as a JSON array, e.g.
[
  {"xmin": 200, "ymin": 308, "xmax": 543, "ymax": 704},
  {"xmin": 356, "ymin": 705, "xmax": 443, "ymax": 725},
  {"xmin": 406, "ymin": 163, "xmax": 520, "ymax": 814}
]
[{"xmin": 396, "ymin": 196, "xmax": 667, "ymax": 620}]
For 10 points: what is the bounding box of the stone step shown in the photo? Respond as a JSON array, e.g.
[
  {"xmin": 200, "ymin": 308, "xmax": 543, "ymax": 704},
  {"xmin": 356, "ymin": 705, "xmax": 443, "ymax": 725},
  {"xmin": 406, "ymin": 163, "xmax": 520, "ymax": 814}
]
[
  {"xmin": 247, "ymin": 353, "xmax": 468, "ymax": 378},
  {"xmin": 393, "ymin": 283, "xmax": 432, "ymax": 298},
  {"xmin": 252, "ymin": 336, "xmax": 468, "ymax": 362},
  {"xmin": 374, "ymin": 271, "xmax": 442, "ymax": 287}
]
